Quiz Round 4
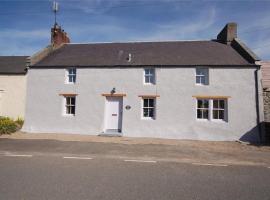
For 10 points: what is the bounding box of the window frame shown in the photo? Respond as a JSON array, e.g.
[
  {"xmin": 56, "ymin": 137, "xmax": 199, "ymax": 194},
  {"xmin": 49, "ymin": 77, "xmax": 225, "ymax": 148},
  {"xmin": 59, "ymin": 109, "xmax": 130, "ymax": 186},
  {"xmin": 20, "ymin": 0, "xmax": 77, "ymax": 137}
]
[
  {"xmin": 141, "ymin": 98, "xmax": 156, "ymax": 120},
  {"xmin": 63, "ymin": 96, "xmax": 76, "ymax": 116},
  {"xmin": 196, "ymin": 98, "xmax": 227, "ymax": 122},
  {"xmin": 143, "ymin": 68, "xmax": 156, "ymax": 85},
  {"xmin": 65, "ymin": 68, "xmax": 77, "ymax": 84},
  {"xmin": 195, "ymin": 67, "xmax": 209, "ymax": 86},
  {"xmin": 196, "ymin": 99, "xmax": 210, "ymax": 121},
  {"xmin": 212, "ymin": 99, "xmax": 227, "ymax": 122}
]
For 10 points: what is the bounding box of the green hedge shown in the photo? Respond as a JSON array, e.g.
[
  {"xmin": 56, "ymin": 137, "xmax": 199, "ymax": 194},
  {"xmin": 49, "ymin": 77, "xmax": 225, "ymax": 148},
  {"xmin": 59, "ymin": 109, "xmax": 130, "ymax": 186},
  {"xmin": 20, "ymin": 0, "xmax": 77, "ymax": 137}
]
[{"xmin": 0, "ymin": 117, "xmax": 23, "ymax": 135}]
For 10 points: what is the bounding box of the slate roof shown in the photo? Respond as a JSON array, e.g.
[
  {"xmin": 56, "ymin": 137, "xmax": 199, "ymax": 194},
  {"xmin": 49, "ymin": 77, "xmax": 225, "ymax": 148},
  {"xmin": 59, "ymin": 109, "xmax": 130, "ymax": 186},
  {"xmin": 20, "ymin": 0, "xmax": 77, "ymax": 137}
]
[
  {"xmin": 0, "ymin": 56, "xmax": 28, "ymax": 74},
  {"xmin": 33, "ymin": 40, "xmax": 254, "ymax": 67}
]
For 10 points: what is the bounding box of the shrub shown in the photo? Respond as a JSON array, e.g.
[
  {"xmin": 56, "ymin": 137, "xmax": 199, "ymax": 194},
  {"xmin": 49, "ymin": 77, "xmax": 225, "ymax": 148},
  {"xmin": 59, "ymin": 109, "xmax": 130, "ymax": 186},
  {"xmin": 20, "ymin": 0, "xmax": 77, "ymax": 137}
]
[
  {"xmin": 0, "ymin": 117, "xmax": 17, "ymax": 135},
  {"xmin": 15, "ymin": 117, "xmax": 24, "ymax": 127}
]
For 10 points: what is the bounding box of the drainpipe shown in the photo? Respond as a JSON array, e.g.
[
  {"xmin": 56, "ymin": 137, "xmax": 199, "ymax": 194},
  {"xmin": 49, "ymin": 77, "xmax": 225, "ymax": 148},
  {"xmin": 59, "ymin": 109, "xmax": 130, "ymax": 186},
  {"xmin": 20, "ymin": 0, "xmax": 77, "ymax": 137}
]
[{"xmin": 254, "ymin": 65, "xmax": 263, "ymax": 143}]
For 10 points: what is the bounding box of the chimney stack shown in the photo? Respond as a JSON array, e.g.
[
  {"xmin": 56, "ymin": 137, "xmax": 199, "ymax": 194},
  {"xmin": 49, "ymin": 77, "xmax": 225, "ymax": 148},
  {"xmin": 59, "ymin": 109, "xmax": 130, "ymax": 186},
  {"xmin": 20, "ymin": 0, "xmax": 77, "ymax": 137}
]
[
  {"xmin": 217, "ymin": 22, "xmax": 237, "ymax": 45},
  {"xmin": 51, "ymin": 23, "xmax": 70, "ymax": 48}
]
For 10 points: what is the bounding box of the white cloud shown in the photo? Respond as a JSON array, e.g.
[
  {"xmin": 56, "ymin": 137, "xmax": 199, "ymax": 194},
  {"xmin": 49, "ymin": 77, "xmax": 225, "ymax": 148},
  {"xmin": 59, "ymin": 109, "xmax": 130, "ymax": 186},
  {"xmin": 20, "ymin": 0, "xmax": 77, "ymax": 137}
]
[{"xmin": 0, "ymin": 29, "xmax": 49, "ymax": 39}]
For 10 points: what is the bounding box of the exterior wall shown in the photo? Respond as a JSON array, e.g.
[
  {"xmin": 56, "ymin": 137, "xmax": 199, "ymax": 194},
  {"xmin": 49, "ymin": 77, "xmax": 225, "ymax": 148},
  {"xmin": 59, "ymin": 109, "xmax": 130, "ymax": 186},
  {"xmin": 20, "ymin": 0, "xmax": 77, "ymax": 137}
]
[
  {"xmin": 0, "ymin": 75, "xmax": 26, "ymax": 119},
  {"xmin": 23, "ymin": 67, "xmax": 261, "ymax": 142}
]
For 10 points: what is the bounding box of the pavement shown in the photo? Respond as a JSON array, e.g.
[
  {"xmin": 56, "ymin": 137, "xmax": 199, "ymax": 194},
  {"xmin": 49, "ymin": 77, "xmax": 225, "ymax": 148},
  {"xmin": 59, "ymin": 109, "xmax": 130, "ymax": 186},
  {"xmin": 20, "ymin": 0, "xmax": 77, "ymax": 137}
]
[{"xmin": 0, "ymin": 131, "xmax": 270, "ymax": 166}]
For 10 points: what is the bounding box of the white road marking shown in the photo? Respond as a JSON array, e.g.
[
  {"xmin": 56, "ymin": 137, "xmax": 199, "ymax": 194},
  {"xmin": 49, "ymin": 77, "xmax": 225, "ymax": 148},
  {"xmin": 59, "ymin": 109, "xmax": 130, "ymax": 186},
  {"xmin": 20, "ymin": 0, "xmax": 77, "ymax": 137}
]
[
  {"xmin": 124, "ymin": 159, "xmax": 157, "ymax": 163},
  {"xmin": 4, "ymin": 154, "xmax": 33, "ymax": 157},
  {"xmin": 63, "ymin": 156, "xmax": 93, "ymax": 160},
  {"xmin": 192, "ymin": 163, "xmax": 228, "ymax": 167}
]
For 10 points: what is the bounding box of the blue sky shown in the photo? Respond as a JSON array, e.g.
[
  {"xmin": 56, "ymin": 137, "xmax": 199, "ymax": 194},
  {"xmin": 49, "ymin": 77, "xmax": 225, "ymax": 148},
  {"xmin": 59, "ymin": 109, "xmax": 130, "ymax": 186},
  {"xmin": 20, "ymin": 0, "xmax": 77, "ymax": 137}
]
[{"xmin": 0, "ymin": 0, "xmax": 270, "ymax": 60}]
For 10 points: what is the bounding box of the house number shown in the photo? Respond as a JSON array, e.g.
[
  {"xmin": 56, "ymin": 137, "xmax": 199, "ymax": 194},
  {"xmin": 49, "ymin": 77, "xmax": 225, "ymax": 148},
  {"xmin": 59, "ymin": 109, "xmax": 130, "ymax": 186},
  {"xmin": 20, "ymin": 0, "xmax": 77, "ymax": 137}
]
[{"xmin": 125, "ymin": 105, "xmax": 131, "ymax": 110}]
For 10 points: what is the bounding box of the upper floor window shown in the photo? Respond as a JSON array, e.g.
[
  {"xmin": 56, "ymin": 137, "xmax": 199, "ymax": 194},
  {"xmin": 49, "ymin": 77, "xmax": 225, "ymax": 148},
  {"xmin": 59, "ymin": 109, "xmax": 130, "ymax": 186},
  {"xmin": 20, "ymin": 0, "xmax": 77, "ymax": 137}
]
[
  {"xmin": 66, "ymin": 68, "xmax": 76, "ymax": 84},
  {"xmin": 64, "ymin": 96, "xmax": 76, "ymax": 116},
  {"xmin": 196, "ymin": 68, "xmax": 209, "ymax": 85},
  {"xmin": 142, "ymin": 98, "xmax": 156, "ymax": 119},
  {"xmin": 144, "ymin": 68, "xmax": 155, "ymax": 85}
]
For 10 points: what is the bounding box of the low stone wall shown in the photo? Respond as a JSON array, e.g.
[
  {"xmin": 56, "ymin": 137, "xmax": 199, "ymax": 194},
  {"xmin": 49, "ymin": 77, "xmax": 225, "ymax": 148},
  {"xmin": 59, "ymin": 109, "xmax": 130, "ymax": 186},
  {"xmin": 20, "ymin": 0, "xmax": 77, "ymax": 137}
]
[{"xmin": 263, "ymin": 89, "xmax": 270, "ymax": 142}]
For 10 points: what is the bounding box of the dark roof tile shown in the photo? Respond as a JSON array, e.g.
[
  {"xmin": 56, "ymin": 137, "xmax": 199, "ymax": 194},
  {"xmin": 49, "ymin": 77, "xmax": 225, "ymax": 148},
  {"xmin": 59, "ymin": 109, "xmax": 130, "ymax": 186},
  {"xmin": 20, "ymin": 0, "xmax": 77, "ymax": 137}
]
[
  {"xmin": 33, "ymin": 41, "xmax": 252, "ymax": 67},
  {"xmin": 0, "ymin": 56, "xmax": 28, "ymax": 74}
]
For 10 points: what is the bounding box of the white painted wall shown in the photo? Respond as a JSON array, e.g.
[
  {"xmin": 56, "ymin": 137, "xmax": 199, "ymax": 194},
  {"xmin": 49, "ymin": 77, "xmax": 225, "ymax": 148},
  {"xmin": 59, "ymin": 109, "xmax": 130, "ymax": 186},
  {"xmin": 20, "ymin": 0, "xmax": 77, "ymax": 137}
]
[
  {"xmin": 22, "ymin": 67, "xmax": 262, "ymax": 142},
  {"xmin": 0, "ymin": 75, "xmax": 26, "ymax": 119}
]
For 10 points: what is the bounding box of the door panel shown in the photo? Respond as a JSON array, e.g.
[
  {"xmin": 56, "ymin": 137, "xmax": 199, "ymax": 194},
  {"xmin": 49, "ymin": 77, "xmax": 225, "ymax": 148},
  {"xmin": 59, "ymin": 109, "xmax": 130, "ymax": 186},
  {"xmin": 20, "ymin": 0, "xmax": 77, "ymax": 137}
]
[{"xmin": 105, "ymin": 97, "xmax": 123, "ymax": 132}]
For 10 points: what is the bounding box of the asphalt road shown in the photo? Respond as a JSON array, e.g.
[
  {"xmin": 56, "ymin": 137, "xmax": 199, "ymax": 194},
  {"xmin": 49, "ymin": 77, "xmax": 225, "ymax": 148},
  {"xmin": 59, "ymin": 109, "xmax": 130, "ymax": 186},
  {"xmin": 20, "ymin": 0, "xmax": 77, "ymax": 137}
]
[
  {"xmin": 0, "ymin": 155, "xmax": 270, "ymax": 200},
  {"xmin": 0, "ymin": 151, "xmax": 270, "ymax": 199}
]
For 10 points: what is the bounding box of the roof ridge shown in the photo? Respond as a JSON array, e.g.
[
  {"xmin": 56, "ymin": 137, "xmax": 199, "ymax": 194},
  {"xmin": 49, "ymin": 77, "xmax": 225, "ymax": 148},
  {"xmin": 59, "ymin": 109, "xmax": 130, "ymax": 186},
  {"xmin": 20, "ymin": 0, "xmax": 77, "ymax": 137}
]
[{"xmin": 66, "ymin": 40, "xmax": 213, "ymax": 45}]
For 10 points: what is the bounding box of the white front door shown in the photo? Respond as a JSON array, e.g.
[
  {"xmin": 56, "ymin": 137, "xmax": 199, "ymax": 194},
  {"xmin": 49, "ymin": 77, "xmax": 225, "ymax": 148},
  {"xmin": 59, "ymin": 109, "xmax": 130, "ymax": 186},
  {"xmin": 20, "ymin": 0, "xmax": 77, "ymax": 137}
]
[{"xmin": 104, "ymin": 97, "xmax": 123, "ymax": 133}]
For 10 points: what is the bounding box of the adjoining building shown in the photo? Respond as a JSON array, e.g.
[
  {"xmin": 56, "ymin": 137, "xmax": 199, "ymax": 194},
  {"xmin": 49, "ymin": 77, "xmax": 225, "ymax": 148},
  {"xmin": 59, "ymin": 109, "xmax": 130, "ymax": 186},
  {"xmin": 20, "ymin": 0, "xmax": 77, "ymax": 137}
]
[
  {"xmin": 0, "ymin": 56, "xmax": 28, "ymax": 119},
  {"xmin": 260, "ymin": 61, "xmax": 270, "ymax": 142}
]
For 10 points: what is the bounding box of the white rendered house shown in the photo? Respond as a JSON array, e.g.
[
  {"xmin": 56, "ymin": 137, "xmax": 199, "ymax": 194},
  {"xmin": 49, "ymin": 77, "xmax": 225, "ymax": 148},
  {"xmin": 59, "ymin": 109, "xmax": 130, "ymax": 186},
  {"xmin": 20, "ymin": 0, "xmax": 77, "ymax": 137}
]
[{"xmin": 22, "ymin": 23, "xmax": 265, "ymax": 142}]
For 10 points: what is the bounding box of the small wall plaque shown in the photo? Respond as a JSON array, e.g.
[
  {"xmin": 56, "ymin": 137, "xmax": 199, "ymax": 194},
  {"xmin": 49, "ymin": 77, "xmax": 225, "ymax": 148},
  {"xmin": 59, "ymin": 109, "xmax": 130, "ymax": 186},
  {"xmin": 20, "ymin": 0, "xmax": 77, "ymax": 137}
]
[{"xmin": 125, "ymin": 105, "xmax": 131, "ymax": 110}]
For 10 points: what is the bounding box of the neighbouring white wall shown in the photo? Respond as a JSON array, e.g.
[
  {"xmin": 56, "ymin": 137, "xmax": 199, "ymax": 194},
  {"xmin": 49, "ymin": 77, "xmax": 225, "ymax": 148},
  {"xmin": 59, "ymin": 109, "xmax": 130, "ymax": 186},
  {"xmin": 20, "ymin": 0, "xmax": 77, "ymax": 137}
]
[
  {"xmin": 23, "ymin": 67, "xmax": 262, "ymax": 142},
  {"xmin": 0, "ymin": 75, "xmax": 26, "ymax": 119}
]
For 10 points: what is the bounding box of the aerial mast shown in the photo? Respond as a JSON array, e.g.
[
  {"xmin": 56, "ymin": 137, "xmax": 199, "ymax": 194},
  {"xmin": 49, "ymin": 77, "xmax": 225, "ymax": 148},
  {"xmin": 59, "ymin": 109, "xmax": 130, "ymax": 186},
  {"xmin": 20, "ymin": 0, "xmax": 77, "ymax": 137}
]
[{"xmin": 52, "ymin": 1, "xmax": 59, "ymax": 26}]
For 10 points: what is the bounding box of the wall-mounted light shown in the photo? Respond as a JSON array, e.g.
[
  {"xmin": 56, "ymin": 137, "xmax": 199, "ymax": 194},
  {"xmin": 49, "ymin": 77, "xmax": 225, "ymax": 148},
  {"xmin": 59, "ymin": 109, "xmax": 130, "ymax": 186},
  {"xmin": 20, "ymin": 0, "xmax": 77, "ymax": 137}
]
[{"xmin": 111, "ymin": 87, "xmax": 116, "ymax": 94}]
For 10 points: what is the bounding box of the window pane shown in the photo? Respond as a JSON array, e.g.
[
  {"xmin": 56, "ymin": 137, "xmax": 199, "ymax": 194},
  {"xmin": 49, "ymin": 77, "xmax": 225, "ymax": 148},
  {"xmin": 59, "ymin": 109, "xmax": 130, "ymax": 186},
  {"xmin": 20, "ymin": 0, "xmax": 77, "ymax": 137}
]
[
  {"xmin": 68, "ymin": 68, "xmax": 73, "ymax": 74},
  {"xmin": 200, "ymin": 76, "xmax": 206, "ymax": 84},
  {"xmin": 149, "ymin": 76, "xmax": 155, "ymax": 84},
  {"xmin": 197, "ymin": 109, "xmax": 202, "ymax": 119},
  {"xmin": 66, "ymin": 97, "xmax": 70, "ymax": 105},
  {"xmin": 202, "ymin": 110, "xmax": 208, "ymax": 119},
  {"xmin": 149, "ymin": 108, "xmax": 154, "ymax": 118},
  {"xmin": 145, "ymin": 69, "xmax": 150, "ymax": 75},
  {"xmin": 196, "ymin": 76, "xmax": 201, "ymax": 84},
  {"xmin": 143, "ymin": 99, "xmax": 148, "ymax": 107},
  {"xmin": 71, "ymin": 106, "xmax": 75, "ymax": 114},
  {"xmin": 213, "ymin": 110, "xmax": 219, "ymax": 119},
  {"xmin": 148, "ymin": 99, "xmax": 154, "ymax": 107},
  {"xmin": 203, "ymin": 100, "xmax": 209, "ymax": 108},
  {"xmin": 143, "ymin": 108, "xmax": 149, "ymax": 117},
  {"xmin": 196, "ymin": 68, "xmax": 203, "ymax": 75},
  {"xmin": 197, "ymin": 100, "xmax": 203, "ymax": 108},
  {"xmin": 219, "ymin": 100, "xmax": 225, "ymax": 109},
  {"xmin": 66, "ymin": 106, "xmax": 69, "ymax": 114},
  {"xmin": 213, "ymin": 100, "xmax": 219, "ymax": 109},
  {"xmin": 219, "ymin": 110, "xmax": 224, "ymax": 120},
  {"xmin": 71, "ymin": 97, "xmax": 75, "ymax": 105}
]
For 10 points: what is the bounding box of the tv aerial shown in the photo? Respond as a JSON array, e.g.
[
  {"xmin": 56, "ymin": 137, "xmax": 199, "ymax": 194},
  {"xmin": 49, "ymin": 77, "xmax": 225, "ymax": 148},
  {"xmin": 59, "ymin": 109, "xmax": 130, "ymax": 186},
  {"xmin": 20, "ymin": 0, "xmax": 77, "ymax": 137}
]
[{"xmin": 52, "ymin": 1, "xmax": 59, "ymax": 26}]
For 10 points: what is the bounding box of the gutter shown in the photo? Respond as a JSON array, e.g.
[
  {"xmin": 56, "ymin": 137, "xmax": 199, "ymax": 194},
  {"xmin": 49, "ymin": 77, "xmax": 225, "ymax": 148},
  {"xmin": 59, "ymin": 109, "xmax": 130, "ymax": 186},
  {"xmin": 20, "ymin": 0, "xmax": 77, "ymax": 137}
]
[{"xmin": 254, "ymin": 64, "xmax": 264, "ymax": 143}]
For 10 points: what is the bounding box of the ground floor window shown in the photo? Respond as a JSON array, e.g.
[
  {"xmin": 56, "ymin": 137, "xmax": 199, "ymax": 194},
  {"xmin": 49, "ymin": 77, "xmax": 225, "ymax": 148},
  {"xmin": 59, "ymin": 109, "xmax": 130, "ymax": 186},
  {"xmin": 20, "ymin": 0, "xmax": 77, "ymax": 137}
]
[
  {"xmin": 65, "ymin": 96, "xmax": 76, "ymax": 115},
  {"xmin": 197, "ymin": 99, "xmax": 209, "ymax": 119},
  {"xmin": 142, "ymin": 98, "xmax": 155, "ymax": 119},
  {"xmin": 196, "ymin": 99, "xmax": 227, "ymax": 121}
]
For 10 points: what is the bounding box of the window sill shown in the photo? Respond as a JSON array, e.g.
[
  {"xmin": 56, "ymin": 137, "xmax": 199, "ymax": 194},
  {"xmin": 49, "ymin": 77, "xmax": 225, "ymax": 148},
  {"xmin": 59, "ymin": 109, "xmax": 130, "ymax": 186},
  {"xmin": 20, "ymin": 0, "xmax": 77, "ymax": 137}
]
[
  {"xmin": 63, "ymin": 114, "xmax": 75, "ymax": 117},
  {"xmin": 211, "ymin": 119, "xmax": 228, "ymax": 123},
  {"xmin": 196, "ymin": 119, "xmax": 228, "ymax": 123},
  {"xmin": 141, "ymin": 117, "xmax": 155, "ymax": 120},
  {"xmin": 143, "ymin": 83, "xmax": 156, "ymax": 86},
  {"xmin": 195, "ymin": 83, "xmax": 208, "ymax": 86},
  {"xmin": 65, "ymin": 82, "xmax": 76, "ymax": 85}
]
